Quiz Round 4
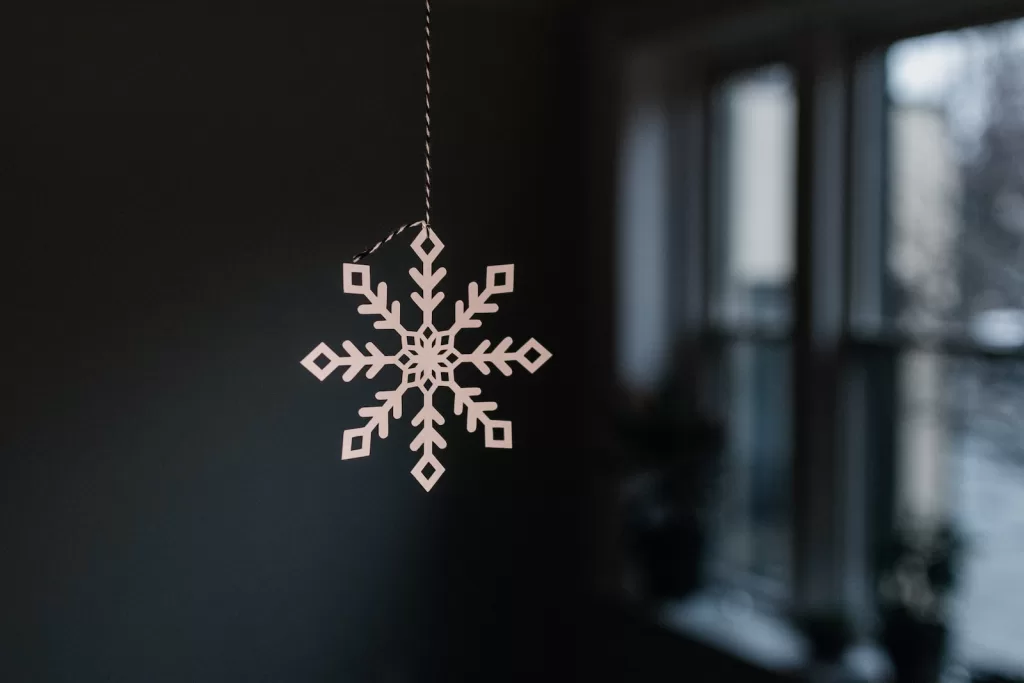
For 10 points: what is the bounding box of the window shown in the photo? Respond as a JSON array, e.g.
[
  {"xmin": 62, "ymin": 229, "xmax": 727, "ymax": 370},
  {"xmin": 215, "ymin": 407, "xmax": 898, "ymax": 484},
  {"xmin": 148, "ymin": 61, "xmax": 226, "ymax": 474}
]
[
  {"xmin": 872, "ymin": 20, "xmax": 1024, "ymax": 674},
  {"xmin": 611, "ymin": 1, "xmax": 1024, "ymax": 677},
  {"xmin": 711, "ymin": 65, "xmax": 795, "ymax": 329},
  {"xmin": 708, "ymin": 65, "xmax": 796, "ymax": 596}
]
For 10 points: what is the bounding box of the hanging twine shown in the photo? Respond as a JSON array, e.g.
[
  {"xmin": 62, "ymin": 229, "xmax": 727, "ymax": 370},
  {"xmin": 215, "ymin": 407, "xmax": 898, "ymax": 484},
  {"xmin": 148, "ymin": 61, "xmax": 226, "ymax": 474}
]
[
  {"xmin": 424, "ymin": 0, "xmax": 431, "ymax": 227},
  {"xmin": 352, "ymin": 0, "xmax": 433, "ymax": 263}
]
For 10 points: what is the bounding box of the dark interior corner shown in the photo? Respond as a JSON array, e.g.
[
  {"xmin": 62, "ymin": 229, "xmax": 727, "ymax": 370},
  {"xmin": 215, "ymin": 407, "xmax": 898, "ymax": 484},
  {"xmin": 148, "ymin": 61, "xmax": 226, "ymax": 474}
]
[{"xmin": 4, "ymin": 0, "xmax": 1024, "ymax": 681}]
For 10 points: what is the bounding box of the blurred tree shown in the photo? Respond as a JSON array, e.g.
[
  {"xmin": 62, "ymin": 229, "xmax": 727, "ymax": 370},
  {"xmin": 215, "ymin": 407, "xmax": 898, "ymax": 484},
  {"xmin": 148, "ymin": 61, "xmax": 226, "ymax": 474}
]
[
  {"xmin": 947, "ymin": 25, "xmax": 1024, "ymax": 464},
  {"xmin": 956, "ymin": 25, "xmax": 1024, "ymax": 321}
]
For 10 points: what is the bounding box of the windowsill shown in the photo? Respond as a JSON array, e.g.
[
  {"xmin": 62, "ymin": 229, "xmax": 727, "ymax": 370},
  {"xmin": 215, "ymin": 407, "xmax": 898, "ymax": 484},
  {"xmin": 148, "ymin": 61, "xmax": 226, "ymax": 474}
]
[{"xmin": 651, "ymin": 591, "xmax": 810, "ymax": 673}]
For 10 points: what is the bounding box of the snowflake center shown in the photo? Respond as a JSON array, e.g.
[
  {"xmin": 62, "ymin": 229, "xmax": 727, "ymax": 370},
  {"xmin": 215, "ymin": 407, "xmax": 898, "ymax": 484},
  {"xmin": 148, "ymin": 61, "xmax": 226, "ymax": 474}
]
[
  {"xmin": 411, "ymin": 345, "xmax": 442, "ymax": 370},
  {"xmin": 398, "ymin": 327, "xmax": 456, "ymax": 390}
]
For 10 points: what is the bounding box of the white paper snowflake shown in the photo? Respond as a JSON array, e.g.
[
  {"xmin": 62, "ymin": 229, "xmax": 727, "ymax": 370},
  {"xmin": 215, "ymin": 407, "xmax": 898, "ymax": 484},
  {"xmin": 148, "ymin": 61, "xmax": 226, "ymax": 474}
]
[{"xmin": 301, "ymin": 228, "xmax": 552, "ymax": 491}]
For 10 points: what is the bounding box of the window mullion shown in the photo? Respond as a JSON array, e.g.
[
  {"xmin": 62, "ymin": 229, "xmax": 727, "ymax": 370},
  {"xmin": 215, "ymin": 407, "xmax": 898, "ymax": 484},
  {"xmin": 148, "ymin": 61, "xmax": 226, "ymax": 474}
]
[
  {"xmin": 792, "ymin": 30, "xmax": 850, "ymax": 613},
  {"xmin": 847, "ymin": 47, "xmax": 895, "ymax": 629},
  {"xmin": 667, "ymin": 68, "xmax": 724, "ymax": 426},
  {"xmin": 666, "ymin": 67, "xmax": 708, "ymax": 338}
]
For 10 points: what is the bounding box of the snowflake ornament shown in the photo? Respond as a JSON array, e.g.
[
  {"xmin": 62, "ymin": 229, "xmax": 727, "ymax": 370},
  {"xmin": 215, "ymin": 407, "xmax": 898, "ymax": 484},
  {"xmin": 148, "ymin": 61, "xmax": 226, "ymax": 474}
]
[{"xmin": 301, "ymin": 228, "xmax": 552, "ymax": 491}]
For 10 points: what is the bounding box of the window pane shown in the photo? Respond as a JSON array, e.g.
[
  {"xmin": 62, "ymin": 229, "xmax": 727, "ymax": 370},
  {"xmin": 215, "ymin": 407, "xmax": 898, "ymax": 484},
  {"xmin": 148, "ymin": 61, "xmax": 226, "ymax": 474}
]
[
  {"xmin": 615, "ymin": 76, "xmax": 671, "ymax": 396},
  {"xmin": 712, "ymin": 65, "xmax": 796, "ymax": 328},
  {"xmin": 710, "ymin": 340, "xmax": 792, "ymax": 594},
  {"xmin": 886, "ymin": 21, "xmax": 1024, "ymax": 676},
  {"xmin": 895, "ymin": 352, "xmax": 1024, "ymax": 675},
  {"xmin": 884, "ymin": 19, "xmax": 1024, "ymax": 342}
]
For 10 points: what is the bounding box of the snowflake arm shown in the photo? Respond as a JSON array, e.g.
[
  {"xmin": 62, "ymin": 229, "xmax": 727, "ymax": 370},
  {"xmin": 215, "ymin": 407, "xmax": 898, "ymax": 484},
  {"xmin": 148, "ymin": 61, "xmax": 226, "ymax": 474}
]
[
  {"xmin": 341, "ymin": 381, "xmax": 411, "ymax": 460},
  {"xmin": 342, "ymin": 263, "xmax": 405, "ymax": 332},
  {"xmin": 409, "ymin": 390, "xmax": 447, "ymax": 491},
  {"xmin": 449, "ymin": 383, "xmax": 513, "ymax": 449},
  {"xmin": 458, "ymin": 337, "xmax": 552, "ymax": 376},
  {"xmin": 300, "ymin": 340, "xmax": 397, "ymax": 382},
  {"xmin": 451, "ymin": 264, "xmax": 515, "ymax": 332},
  {"xmin": 408, "ymin": 228, "xmax": 447, "ymax": 328}
]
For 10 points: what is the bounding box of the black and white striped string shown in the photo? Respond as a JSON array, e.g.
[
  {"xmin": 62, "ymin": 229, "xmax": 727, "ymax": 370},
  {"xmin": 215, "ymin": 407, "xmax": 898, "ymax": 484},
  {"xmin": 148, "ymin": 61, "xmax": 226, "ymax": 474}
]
[{"xmin": 352, "ymin": 0, "xmax": 433, "ymax": 264}]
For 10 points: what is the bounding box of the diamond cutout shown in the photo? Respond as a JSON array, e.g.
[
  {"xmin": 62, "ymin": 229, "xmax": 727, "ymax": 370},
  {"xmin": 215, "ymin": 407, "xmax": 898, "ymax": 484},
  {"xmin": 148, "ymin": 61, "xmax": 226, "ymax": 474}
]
[
  {"xmin": 396, "ymin": 350, "xmax": 415, "ymax": 369},
  {"xmin": 411, "ymin": 228, "xmax": 444, "ymax": 262},
  {"xmin": 343, "ymin": 263, "xmax": 371, "ymax": 295},
  {"xmin": 486, "ymin": 265, "xmax": 514, "ymax": 294},
  {"xmin": 517, "ymin": 338, "xmax": 551, "ymax": 374},
  {"xmin": 484, "ymin": 420, "xmax": 512, "ymax": 449},
  {"xmin": 342, "ymin": 427, "xmax": 371, "ymax": 460},
  {"xmin": 301, "ymin": 342, "xmax": 341, "ymax": 381},
  {"xmin": 411, "ymin": 451, "xmax": 445, "ymax": 492}
]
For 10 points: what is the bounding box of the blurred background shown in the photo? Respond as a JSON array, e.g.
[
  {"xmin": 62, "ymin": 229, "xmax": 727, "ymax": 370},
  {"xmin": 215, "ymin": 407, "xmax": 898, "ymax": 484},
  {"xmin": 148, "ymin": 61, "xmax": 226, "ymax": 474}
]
[{"xmin": 3, "ymin": 0, "xmax": 1024, "ymax": 681}]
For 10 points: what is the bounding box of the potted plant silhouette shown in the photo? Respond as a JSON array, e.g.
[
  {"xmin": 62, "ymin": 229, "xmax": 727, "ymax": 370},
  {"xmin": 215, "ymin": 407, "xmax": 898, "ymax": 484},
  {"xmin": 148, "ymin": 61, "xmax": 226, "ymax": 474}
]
[
  {"xmin": 877, "ymin": 522, "xmax": 965, "ymax": 683},
  {"xmin": 619, "ymin": 358, "xmax": 724, "ymax": 601},
  {"xmin": 798, "ymin": 610, "xmax": 857, "ymax": 664}
]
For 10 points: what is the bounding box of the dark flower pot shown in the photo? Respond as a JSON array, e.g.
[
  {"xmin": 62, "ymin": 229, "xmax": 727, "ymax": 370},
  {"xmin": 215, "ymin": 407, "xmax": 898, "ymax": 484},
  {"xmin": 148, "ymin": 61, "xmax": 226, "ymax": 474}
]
[
  {"xmin": 881, "ymin": 610, "xmax": 947, "ymax": 683},
  {"xmin": 618, "ymin": 404, "xmax": 723, "ymax": 602},
  {"xmin": 633, "ymin": 517, "xmax": 705, "ymax": 600},
  {"xmin": 799, "ymin": 617, "xmax": 853, "ymax": 663}
]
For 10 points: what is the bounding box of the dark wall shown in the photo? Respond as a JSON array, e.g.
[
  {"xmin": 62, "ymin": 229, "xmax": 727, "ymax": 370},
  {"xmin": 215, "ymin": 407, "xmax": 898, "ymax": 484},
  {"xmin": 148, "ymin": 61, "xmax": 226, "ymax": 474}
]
[{"xmin": 1, "ymin": 5, "xmax": 591, "ymax": 681}]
